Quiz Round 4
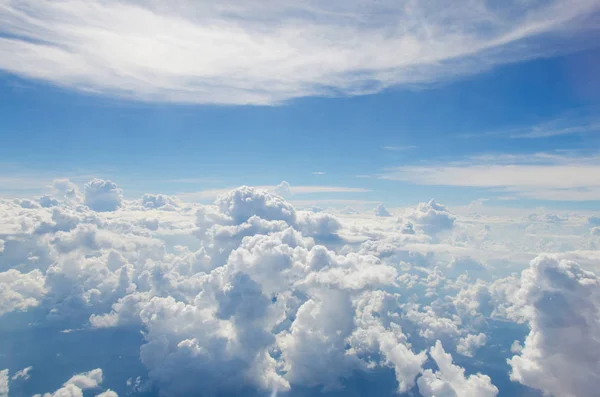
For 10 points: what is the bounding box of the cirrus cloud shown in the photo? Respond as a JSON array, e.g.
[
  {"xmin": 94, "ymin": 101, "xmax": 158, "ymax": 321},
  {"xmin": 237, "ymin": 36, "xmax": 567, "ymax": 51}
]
[{"xmin": 0, "ymin": 0, "xmax": 598, "ymax": 105}]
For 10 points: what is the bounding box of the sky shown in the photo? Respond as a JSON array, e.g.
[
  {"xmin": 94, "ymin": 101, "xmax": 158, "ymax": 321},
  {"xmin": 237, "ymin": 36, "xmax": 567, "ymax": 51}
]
[
  {"xmin": 1, "ymin": 0, "xmax": 600, "ymax": 209},
  {"xmin": 1, "ymin": 1, "xmax": 600, "ymax": 397}
]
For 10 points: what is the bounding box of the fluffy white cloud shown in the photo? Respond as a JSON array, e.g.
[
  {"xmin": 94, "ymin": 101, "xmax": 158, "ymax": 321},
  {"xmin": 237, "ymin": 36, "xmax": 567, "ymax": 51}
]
[
  {"xmin": 84, "ymin": 179, "xmax": 123, "ymax": 212},
  {"xmin": 216, "ymin": 186, "xmax": 296, "ymax": 224},
  {"xmin": 0, "ymin": 269, "xmax": 46, "ymax": 316},
  {"xmin": 456, "ymin": 333, "xmax": 487, "ymax": 357},
  {"xmin": 32, "ymin": 369, "xmax": 115, "ymax": 397},
  {"xmin": 406, "ymin": 199, "xmax": 456, "ymax": 235},
  {"xmin": 64, "ymin": 368, "xmax": 103, "ymax": 390},
  {"xmin": 508, "ymin": 255, "xmax": 600, "ymax": 397},
  {"xmin": 1, "ymin": 180, "xmax": 599, "ymax": 397},
  {"xmin": 375, "ymin": 204, "xmax": 392, "ymax": 217},
  {"xmin": 417, "ymin": 341, "xmax": 498, "ymax": 397},
  {"xmin": 0, "ymin": 369, "xmax": 7, "ymax": 397}
]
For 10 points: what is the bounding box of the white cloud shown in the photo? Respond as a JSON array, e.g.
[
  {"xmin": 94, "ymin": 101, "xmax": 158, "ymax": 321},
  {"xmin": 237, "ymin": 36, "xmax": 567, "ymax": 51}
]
[
  {"xmin": 510, "ymin": 340, "xmax": 523, "ymax": 354},
  {"xmin": 178, "ymin": 184, "xmax": 370, "ymax": 202},
  {"xmin": 0, "ymin": 269, "xmax": 46, "ymax": 316},
  {"xmin": 405, "ymin": 199, "xmax": 456, "ymax": 235},
  {"xmin": 0, "ymin": 1, "xmax": 597, "ymax": 104},
  {"xmin": 11, "ymin": 366, "xmax": 33, "ymax": 381},
  {"xmin": 375, "ymin": 204, "xmax": 392, "ymax": 217},
  {"xmin": 0, "ymin": 369, "xmax": 7, "ymax": 397},
  {"xmin": 84, "ymin": 179, "xmax": 123, "ymax": 212},
  {"xmin": 508, "ymin": 255, "xmax": 600, "ymax": 397},
  {"xmin": 32, "ymin": 369, "xmax": 115, "ymax": 397},
  {"xmin": 417, "ymin": 341, "xmax": 498, "ymax": 397},
  {"xmin": 456, "ymin": 333, "xmax": 487, "ymax": 357},
  {"xmin": 2, "ymin": 179, "xmax": 600, "ymax": 397},
  {"xmin": 64, "ymin": 368, "xmax": 103, "ymax": 390},
  {"xmin": 382, "ymin": 152, "xmax": 600, "ymax": 201}
]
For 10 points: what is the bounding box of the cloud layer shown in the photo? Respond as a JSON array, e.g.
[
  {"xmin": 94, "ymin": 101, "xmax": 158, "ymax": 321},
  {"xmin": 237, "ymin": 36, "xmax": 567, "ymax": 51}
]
[
  {"xmin": 0, "ymin": 0, "xmax": 598, "ymax": 104},
  {"xmin": 1, "ymin": 178, "xmax": 600, "ymax": 396}
]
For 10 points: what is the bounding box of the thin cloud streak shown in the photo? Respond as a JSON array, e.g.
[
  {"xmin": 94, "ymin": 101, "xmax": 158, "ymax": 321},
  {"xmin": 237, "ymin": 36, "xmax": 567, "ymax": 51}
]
[
  {"xmin": 382, "ymin": 145, "xmax": 418, "ymax": 151},
  {"xmin": 380, "ymin": 152, "xmax": 600, "ymax": 201},
  {"xmin": 0, "ymin": 0, "xmax": 598, "ymax": 104},
  {"xmin": 178, "ymin": 184, "xmax": 371, "ymax": 201}
]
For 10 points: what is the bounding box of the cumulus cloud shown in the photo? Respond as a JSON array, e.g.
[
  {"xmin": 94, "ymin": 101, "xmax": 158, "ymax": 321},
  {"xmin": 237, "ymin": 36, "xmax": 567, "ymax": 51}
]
[
  {"xmin": 406, "ymin": 199, "xmax": 456, "ymax": 235},
  {"xmin": 1, "ymin": 180, "xmax": 599, "ymax": 397},
  {"xmin": 417, "ymin": 341, "xmax": 498, "ymax": 397},
  {"xmin": 64, "ymin": 368, "xmax": 103, "ymax": 390},
  {"xmin": 0, "ymin": 370, "xmax": 7, "ymax": 397},
  {"xmin": 456, "ymin": 333, "xmax": 487, "ymax": 357},
  {"xmin": 84, "ymin": 179, "xmax": 123, "ymax": 212},
  {"xmin": 274, "ymin": 181, "xmax": 292, "ymax": 198},
  {"xmin": 375, "ymin": 204, "xmax": 392, "ymax": 217},
  {"xmin": 32, "ymin": 369, "xmax": 115, "ymax": 397},
  {"xmin": 508, "ymin": 255, "xmax": 600, "ymax": 397},
  {"xmin": 0, "ymin": 269, "xmax": 46, "ymax": 316}
]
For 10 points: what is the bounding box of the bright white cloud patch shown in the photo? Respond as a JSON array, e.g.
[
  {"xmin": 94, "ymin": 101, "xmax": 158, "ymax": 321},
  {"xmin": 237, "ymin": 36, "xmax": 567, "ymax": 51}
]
[
  {"xmin": 1, "ymin": 179, "xmax": 599, "ymax": 397},
  {"xmin": 0, "ymin": 269, "xmax": 46, "ymax": 316},
  {"xmin": 417, "ymin": 341, "xmax": 498, "ymax": 397},
  {"xmin": 84, "ymin": 179, "xmax": 123, "ymax": 212},
  {"xmin": 0, "ymin": 370, "xmax": 7, "ymax": 397},
  {"xmin": 0, "ymin": 1, "xmax": 597, "ymax": 104},
  {"xmin": 508, "ymin": 255, "xmax": 600, "ymax": 397},
  {"xmin": 32, "ymin": 369, "xmax": 115, "ymax": 397}
]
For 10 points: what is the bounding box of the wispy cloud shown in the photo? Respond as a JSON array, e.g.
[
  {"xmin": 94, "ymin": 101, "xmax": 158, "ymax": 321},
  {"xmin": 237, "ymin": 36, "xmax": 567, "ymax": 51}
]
[
  {"xmin": 460, "ymin": 110, "xmax": 600, "ymax": 139},
  {"xmin": 312, "ymin": 171, "xmax": 326, "ymax": 175},
  {"xmin": 0, "ymin": 0, "xmax": 598, "ymax": 105},
  {"xmin": 380, "ymin": 152, "xmax": 600, "ymax": 201},
  {"xmin": 178, "ymin": 184, "xmax": 370, "ymax": 201},
  {"xmin": 382, "ymin": 145, "xmax": 417, "ymax": 151}
]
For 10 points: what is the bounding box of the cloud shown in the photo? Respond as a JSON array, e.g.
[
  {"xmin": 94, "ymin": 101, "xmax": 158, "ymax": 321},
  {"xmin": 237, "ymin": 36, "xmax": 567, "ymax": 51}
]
[
  {"xmin": 84, "ymin": 179, "xmax": 123, "ymax": 212},
  {"xmin": 508, "ymin": 255, "xmax": 600, "ymax": 397},
  {"xmin": 11, "ymin": 366, "xmax": 33, "ymax": 381},
  {"xmin": 0, "ymin": 370, "xmax": 7, "ymax": 397},
  {"xmin": 179, "ymin": 183, "xmax": 370, "ymax": 201},
  {"xmin": 32, "ymin": 369, "xmax": 116, "ymax": 397},
  {"xmin": 312, "ymin": 172, "xmax": 326, "ymax": 175},
  {"xmin": 460, "ymin": 111, "xmax": 600, "ymax": 139},
  {"xmin": 456, "ymin": 333, "xmax": 487, "ymax": 357},
  {"xmin": 382, "ymin": 152, "xmax": 600, "ymax": 201},
  {"xmin": 405, "ymin": 199, "xmax": 456, "ymax": 235},
  {"xmin": 274, "ymin": 181, "xmax": 292, "ymax": 198},
  {"xmin": 0, "ymin": 269, "xmax": 46, "ymax": 316},
  {"xmin": 64, "ymin": 368, "xmax": 103, "ymax": 390},
  {"xmin": 382, "ymin": 145, "xmax": 417, "ymax": 151},
  {"xmin": 2, "ymin": 179, "xmax": 600, "ymax": 397},
  {"xmin": 0, "ymin": 1, "xmax": 598, "ymax": 104},
  {"xmin": 417, "ymin": 341, "xmax": 498, "ymax": 397},
  {"xmin": 375, "ymin": 204, "xmax": 392, "ymax": 217}
]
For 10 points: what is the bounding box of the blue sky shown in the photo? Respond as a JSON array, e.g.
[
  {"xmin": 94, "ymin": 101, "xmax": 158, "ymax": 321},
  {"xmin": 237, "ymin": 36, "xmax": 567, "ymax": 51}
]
[
  {"xmin": 1, "ymin": 0, "xmax": 600, "ymax": 209},
  {"xmin": 2, "ymin": 3, "xmax": 600, "ymax": 397}
]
